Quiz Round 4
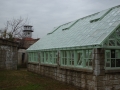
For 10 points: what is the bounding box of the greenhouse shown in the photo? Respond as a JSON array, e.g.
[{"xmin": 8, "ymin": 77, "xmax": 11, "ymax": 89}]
[{"xmin": 27, "ymin": 5, "xmax": 120, "ymax": 90}]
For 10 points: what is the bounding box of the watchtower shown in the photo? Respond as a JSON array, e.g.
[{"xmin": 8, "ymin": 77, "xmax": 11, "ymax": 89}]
[{"xmin": 23, "ymin": 25, "xmax": 33, "ymax": 38}]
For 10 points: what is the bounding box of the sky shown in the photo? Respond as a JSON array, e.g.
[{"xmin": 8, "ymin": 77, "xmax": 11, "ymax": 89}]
[{"xmin": 0, "ymin": 0, "xmax": 120, "ymax": 38}]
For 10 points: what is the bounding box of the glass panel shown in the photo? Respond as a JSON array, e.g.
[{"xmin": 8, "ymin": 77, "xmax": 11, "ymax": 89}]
[
  {"xmin": 116, "ymin": 28, "xmax": 120, "ymax": 39},
  {"xmin": 106, "ymin": 52, "xmax": 111, "ymax": 58},
  {"xmin": 69, "ymin": 51, "xmax": 74, "ymax": 65},
  {"xmin": 89, "ymin": 59, "xmax": 92, "ymax": 66},
  {"xmin": 111, "ymin": 59, "xmax": 115, "ymax": 67},
  {"xmin": 89, "ymin": 50, "xmax": 92, "ymax": 59},
  {"xmin": 109, "ymin": 40, "xmax": 115, "ymax": 46},
  {"xmin": 50, "ymin": 53, "xmax": 52, "ymax": 63},
  {"xmin": 77, "ymin": 53, "xmax": 82, "ymax": 65},
  {"xmin": 107, "ymin": 59, "xmax": 110, "ymax": 62},
  {"xmin": 46, "ymin": 52, "xmax": 48, "ymax": 62},
  {"xmin": 117, "ymin": 40, "xmax": 120, "ymax": 46},
  {"xmin": 54, "ymin": 52, "xmax": 58, "ymax": 64},
  {"xmin": 116, "ymin": 59, "xmax": 120, "ymax": 67},
  {"xmin": 86, "ymin": 59, "xmax": 89, "ymax": 66},
  {"xmin": 115, "ymin": 51, "xmax": 119, "ymax": 58},
  {"xmin": 63, "ymin": 58, "xmax": 67, "ymax": 65}
]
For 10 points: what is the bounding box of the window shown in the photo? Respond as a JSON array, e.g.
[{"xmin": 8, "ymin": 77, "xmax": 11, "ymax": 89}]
[
  {"xmin": 84, "ymin": 50, "xmax": 93, "ymax": 67},
  {"xmin": 69, "ymin": 51, "xmax": 74, "ymax": 65},
  {"xmin": 77, "ymin": 51, "xmax": 83, "ymax": 66},
  {"xmin": 61, "ymin": 50, "xmax": 74, "ymax": 66},
  {"xmin": 62, "ymin": 51, "xmax": 67, "ymax": 65},
  {"xmin": 103, "ymin": 29, "xmax": 120, "ymax": 47},
  {"xmin": 105, "ymin": 49, "xmax": 120, "ymax": 69},
  {"xmin": 53, "ymin": 51, "xmax": 58, "ymax": 64},
  {"xmin": 76, "ymin": 50, "xmax": 93, "ymax": 68},
  {"xmin": 28, "ymin": 52, "xmax": 38, "ymax": 63},
  {"xmin": 60, "ymin": 50, "xmax": 93, "ymax": 68},
  {"xmin": 40, "ymin": 51, "xmax": 58, "ymax": 64}
]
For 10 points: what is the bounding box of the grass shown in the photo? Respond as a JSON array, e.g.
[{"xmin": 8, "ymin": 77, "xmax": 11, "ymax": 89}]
[{"xmin": 0, "ymin": 69, "xmax": 78, "ymax": 90}]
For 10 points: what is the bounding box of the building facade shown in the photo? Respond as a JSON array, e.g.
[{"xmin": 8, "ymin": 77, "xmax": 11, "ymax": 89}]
[{"xmin": 27, "ymin": 5, "xmax": 120, "ymax": 90}]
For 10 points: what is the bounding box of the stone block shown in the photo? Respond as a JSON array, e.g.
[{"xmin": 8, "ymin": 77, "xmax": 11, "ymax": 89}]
[
  {"xmin": 105, "ymin": 86, "xmax": 113, "ymax": 90},
  {"xmin": 114, "ymin": 85, "xmax": 120, "ymax": 90},
  {"xmin": 97, "ymin": 81, "xmax": 105, "ymax": 87},
  {"xmin": 97, "ymin": 87, "xmax": 106, "ymax": 90},
  {"xmin": 81, "ymin": 82, "xmax": 86, "ymax": 89},
  {"xmin": 81, "ymin": 79, "xmax": 86, "ymax": 84},
  {"xmin": 105, "ymin": 80, "xmax": 113, "ymax": 86},
  {"xmin": 76, "ymin": 77, "xmax": 81, "ymax": 83},
  {"xmin": 86, "ymin": 74, "xmax": 93, "ymax": 80},
  {"xmin": 96, "ymin": 76, "xmax": 107, "ymax": 81},
  {"xmin": 113, "ymin": 80, "xmax": 119, "ymax": 85},
  {"xmin": 75, "ymin": 81, "xmax": 80, "ymax": 87},
  {"xmin": 81, "ymin": 73, "xmax": 86, "ymax": 79}
]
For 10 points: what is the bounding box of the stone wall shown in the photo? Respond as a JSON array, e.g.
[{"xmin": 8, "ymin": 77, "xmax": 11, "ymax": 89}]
[
  {"xmin": 27, "ymin": 63, "xmax": 96, "ymax": 90},
  {"xmin": 0, "ymin": 39, "xmax": 18, "ymax": 70}
]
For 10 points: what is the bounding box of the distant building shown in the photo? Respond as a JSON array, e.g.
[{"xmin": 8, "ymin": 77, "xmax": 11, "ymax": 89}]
[
  {"xmin": 18, "ymin": 25, "xmax": 39, "ymax": 66},
  {"xmin": 23, "ymin": 25, "xmax": 33, "ymax": 38}
]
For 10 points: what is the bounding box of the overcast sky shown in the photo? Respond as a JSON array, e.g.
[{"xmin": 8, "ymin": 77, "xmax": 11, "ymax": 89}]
[{"xmin": 0, "ymin": 0, "xmax": 120, "ymax": 38}]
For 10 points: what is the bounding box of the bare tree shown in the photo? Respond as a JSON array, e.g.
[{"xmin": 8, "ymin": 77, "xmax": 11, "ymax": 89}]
[
  {"xmin": 1, "ymin": 17, "xmax": 28, "ymax": 40},
  {"xmin": 0, "ymin": 17, "xmax": 29, "ymax": 48}
]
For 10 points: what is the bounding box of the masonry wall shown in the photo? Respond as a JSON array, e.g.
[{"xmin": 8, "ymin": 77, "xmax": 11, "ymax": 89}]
[
  {"xmin": 27, "ymin": 63, "xmax": 96, "ymax": 90},
  {"xmin": 0, "ymin": 39, "xmax": 18, "ymax": 70}
]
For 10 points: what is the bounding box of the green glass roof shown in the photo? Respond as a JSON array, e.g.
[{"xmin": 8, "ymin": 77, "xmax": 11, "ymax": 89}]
[{"xmin": 28, "ymin": 5, "xmax": 120, "ymax": 51}]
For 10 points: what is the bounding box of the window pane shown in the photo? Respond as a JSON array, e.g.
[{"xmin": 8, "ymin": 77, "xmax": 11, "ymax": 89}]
[
  {"xmin": 89, "ymin": 59, "xmax": 92, "ymax": 66},
  {"xmin": 116, "ymin": 59, "xmax": 120, "ymax": 67},
  {"xmin": 111, "ymin": 59, "xmax": 115, "ymax": 67}
]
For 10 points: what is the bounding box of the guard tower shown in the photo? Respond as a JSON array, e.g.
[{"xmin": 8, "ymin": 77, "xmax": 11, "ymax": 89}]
[{"xmin": 23, "ymin": 25, "xmax": 33, "ymax": 38}]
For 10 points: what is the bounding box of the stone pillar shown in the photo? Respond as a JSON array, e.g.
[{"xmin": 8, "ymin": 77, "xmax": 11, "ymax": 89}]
[
  {"xmin": 93, "ymin": 48, "xmax": 105, "ymax": 90},
  {"xmin": 93, "ymin": 48, "xmax": 105, "ymax": 75}
]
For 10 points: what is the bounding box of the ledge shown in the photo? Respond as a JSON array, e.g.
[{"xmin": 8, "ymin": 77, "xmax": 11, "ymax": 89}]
[
  {"xmin": 105, "ymin": 69, "xmax": 120, "ymax": 73},
  {"xmin": 60, "ymin": 66, "xmax": 93, "ymax": 73},
  {"xmin": 28, "ymin": 62, "xmax": 39, "ymax": 65},
  {"xmin": 40, "ymin": 63, "xmax": 57, "ymax": 67}
]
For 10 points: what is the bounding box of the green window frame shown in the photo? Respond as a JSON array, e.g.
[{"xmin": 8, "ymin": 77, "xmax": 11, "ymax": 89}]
[
  {"xmin": 40, "ymin": 51, "xmax": 57, "ymax": 65},
  {"xmin": 77, "ymin": 49, "xmax": 93, "ymax": 68},
  {"xmin": 60, "ymin": 50, "xmax": 93, "ymax": 69},
  {"xmin": 28, "ymin": 52, "xmax": 38, "ymax": 63},
  {"xmin": 84, "ymin": 50, "xmax": 93, "ymax": 68},
  {"xmin": 103, "ymin": 28, "xmax": 120, "ymax": 47},
  {"xmin": 61, "ymin": 50, "xmax": 75, "ymax": 66},
  {"xmin": 105, "ymin": 49, "xmax": 120, "ymax": 69}
]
